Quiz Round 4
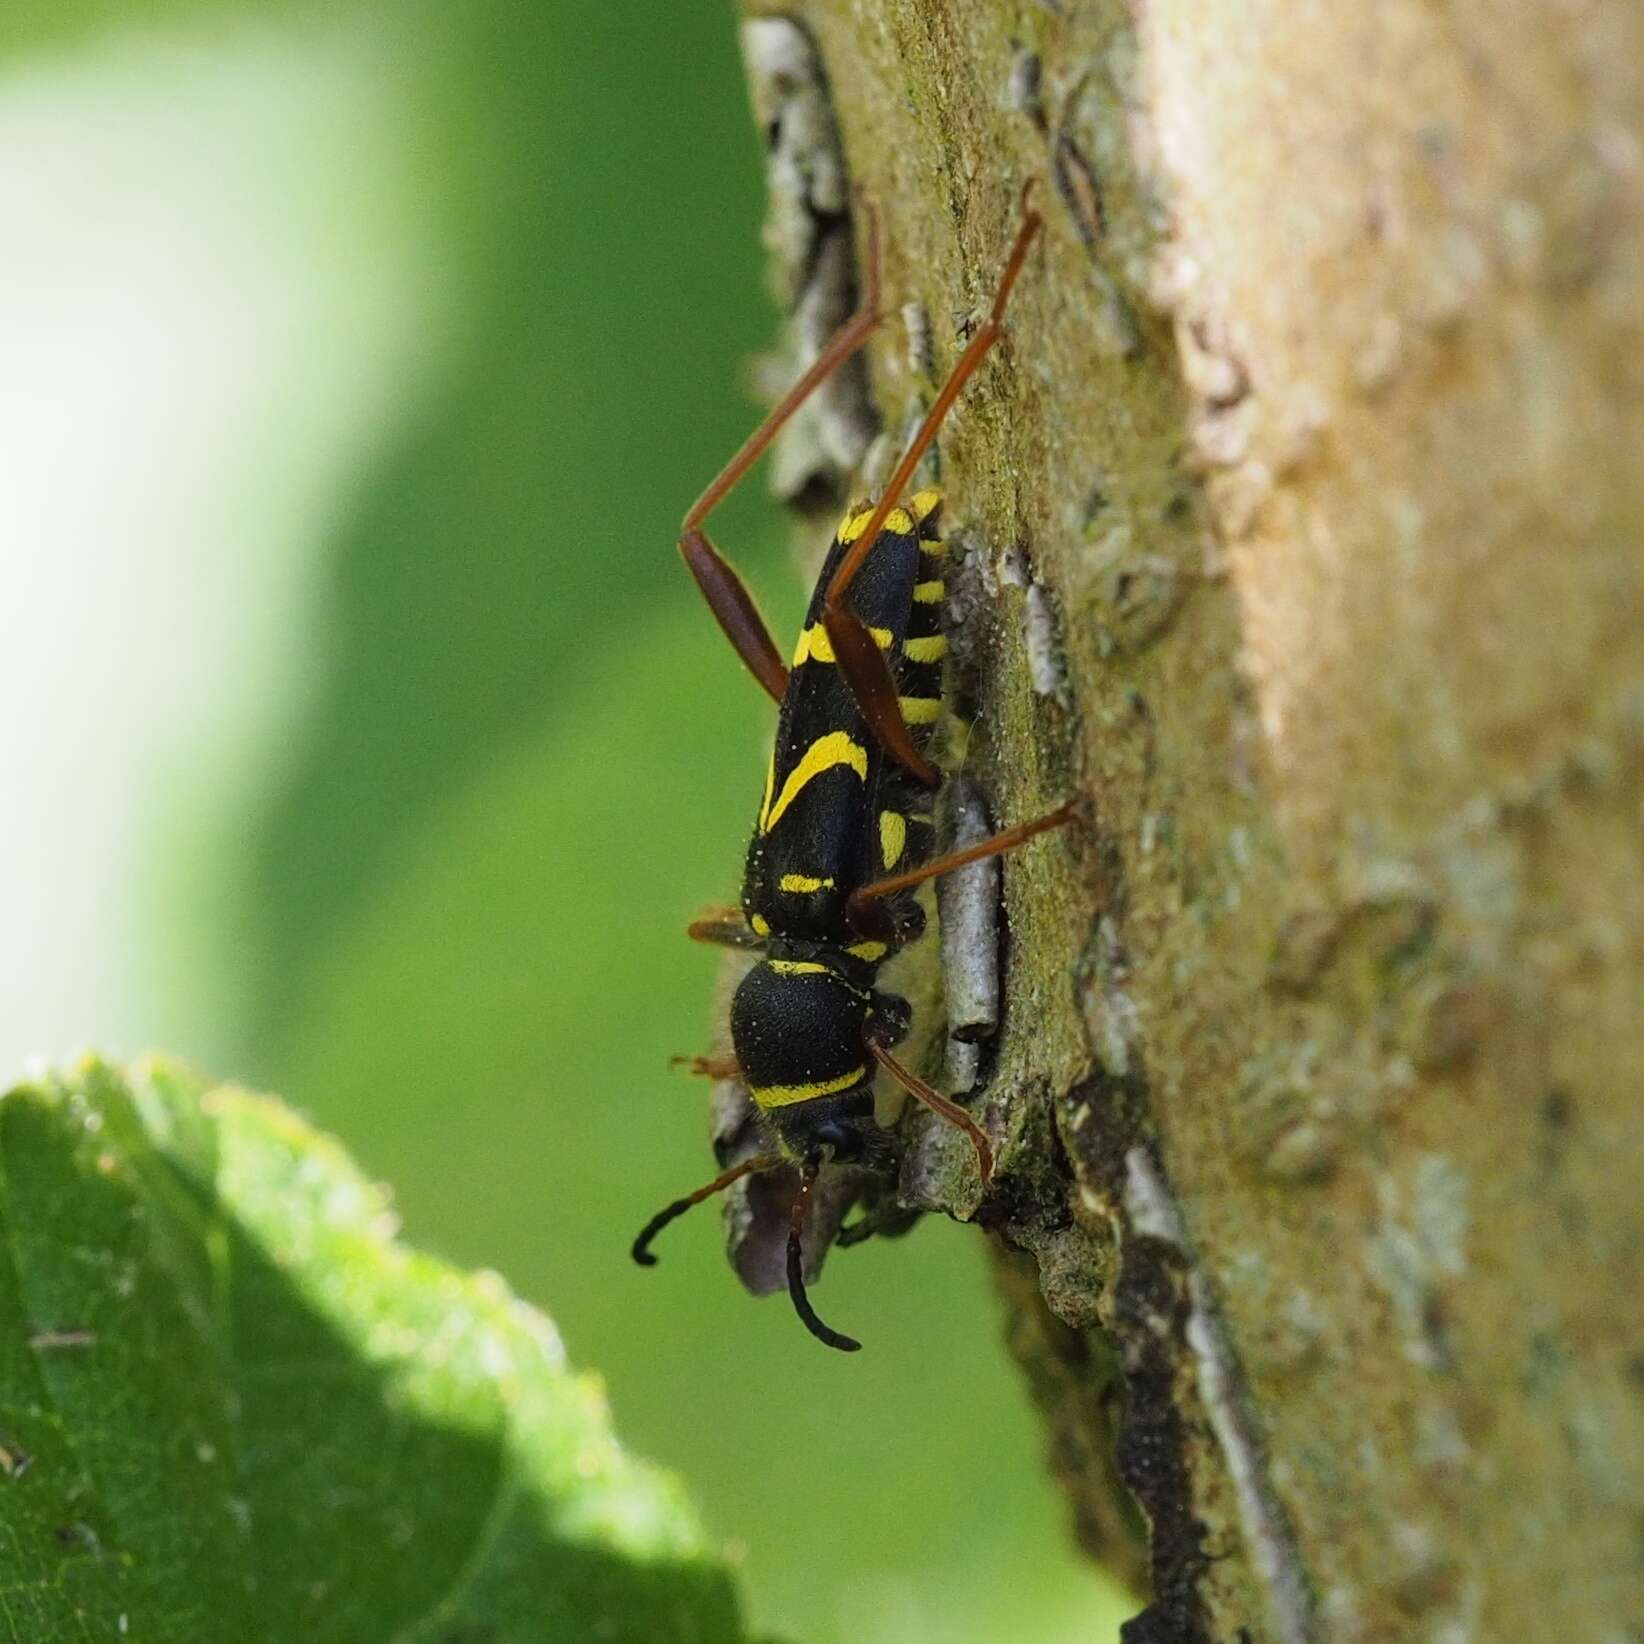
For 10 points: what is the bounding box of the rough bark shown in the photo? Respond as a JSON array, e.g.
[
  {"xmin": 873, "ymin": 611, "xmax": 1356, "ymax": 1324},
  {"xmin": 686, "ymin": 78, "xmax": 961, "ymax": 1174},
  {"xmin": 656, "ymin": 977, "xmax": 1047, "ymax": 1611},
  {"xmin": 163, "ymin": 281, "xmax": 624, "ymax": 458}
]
[{"xmin": 738, "ymin": 3, "xmax": 1644, "ymax": 1639}]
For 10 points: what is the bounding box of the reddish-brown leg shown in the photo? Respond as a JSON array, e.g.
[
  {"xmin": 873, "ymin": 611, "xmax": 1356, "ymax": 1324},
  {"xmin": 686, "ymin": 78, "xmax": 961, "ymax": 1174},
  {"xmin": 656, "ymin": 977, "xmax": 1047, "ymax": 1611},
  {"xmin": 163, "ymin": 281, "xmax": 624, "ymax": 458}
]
[
  {"xmin": 686, "ymin": 906, "xmax": 766, "ymax": 949},
  {"xmin": 678, "ymin": 535, "xmax": 792, "ymax": 704},
  {"xmin": 846, "ymin": 800, "xmax": 1073, "ymax": 930},
  {"xmin": 821, "ymin": 604, "xmax": 942, "ymax": 789},
  {"xmin": 679, "ymin": 207, "xmax": 885, "ymax": 704},
  {"xmin": 668, "ymin": 1054, "xmax": 741, "ymax": 1080},
  {"xmin": 869, "ymin": 1040, "xmax": 994, "ymax": 1185},
  {"xmin": 823, "ymin": 183, "xmax": 1043, "ymax": 780}
]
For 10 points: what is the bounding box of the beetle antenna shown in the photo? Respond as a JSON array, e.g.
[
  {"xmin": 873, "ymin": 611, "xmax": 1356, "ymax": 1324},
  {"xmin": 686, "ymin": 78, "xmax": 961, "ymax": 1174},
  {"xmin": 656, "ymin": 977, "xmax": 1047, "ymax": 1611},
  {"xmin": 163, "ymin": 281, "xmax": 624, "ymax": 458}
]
[
  {"xmin": 786, "ymin": 1158, "xmax": 862, "ymax": 1352},
  {"xmin": 632, "ymin": 1153, "xmax": 781, "ymax": 1266}
]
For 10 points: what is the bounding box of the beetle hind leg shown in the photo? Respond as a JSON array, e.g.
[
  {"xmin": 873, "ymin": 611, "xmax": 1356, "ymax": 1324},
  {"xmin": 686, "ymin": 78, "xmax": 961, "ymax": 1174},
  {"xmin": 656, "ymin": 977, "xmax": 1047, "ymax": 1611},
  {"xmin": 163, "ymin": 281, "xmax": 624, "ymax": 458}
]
[{"xmin": 679, "ymin": 206, "xmax": 885, "ymax": 703}]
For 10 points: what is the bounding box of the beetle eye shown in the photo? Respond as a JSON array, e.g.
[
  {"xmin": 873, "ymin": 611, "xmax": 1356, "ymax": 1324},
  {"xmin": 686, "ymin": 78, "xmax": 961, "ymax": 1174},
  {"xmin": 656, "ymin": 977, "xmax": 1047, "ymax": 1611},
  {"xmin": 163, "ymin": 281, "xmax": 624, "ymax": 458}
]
[{"xmin": 816, "ymin": 1122, "xmax": 863, "ymax": 1160}]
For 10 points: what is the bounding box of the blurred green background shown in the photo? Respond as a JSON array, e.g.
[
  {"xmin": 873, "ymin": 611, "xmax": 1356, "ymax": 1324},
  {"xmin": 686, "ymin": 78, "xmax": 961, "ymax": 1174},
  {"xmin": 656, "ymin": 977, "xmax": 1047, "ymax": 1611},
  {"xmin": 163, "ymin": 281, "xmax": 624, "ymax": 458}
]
[{"xmin": 0, "ymin": 2, "xmax": 1129, "ymax": 1638}]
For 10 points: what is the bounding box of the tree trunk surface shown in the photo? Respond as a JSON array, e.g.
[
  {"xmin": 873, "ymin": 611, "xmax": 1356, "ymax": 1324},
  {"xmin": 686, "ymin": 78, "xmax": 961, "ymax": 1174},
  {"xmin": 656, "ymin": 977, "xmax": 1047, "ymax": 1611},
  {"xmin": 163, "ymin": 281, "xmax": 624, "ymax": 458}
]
[{"xmin": 739, "ymin": 3, "xmax": 1644, "ymax": 1639}]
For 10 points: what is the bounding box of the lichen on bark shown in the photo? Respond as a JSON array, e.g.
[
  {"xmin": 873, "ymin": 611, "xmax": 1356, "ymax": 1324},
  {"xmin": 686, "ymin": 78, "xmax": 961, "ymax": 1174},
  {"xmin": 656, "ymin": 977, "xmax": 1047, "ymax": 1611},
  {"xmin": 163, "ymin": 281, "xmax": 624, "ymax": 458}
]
[{"xmin": 737, "ymin": 3, "xmax": 1644, "ymax": 1639}]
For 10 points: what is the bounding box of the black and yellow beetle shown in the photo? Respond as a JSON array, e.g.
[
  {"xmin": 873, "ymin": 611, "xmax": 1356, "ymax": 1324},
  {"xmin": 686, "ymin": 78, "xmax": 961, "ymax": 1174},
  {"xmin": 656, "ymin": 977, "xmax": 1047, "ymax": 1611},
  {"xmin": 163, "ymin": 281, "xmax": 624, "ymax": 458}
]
[{"xmin": 632, "ymin": 185, "xmax": 1068, "ymax": 1351}]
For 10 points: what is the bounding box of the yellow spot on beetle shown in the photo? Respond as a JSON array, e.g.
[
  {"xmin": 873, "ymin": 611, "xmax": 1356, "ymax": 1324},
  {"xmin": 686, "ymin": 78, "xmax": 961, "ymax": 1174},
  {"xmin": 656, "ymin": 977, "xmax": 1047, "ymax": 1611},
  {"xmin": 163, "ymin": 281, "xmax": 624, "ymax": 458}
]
[
  {"xmin": 750, "ymin": 913, "xmax": 771, "ymax": 936},
  {"xmin": 847, "ymin": 940, "xmax": 889, "ymax": 963},
  {"xmin": 791, "ymin": 622, "xmax": 892, "ymax": 666},
  {"xmin": 750, "ymin": 1065, "xmax": 868, "ymax": 1108},
  {"xmin": 902, "ymin": 634, "xmax": 947, "ymax": 663},
  {"xmin": 761, "ymin": 731, "xmax": 869, "ymax": 832},
  {"xmin": 839, "ymin": 508, "xmax": 875, "ymax": 543},
  {"xmin": 768, "ymin": 959, "xmax": 830, "ymax": 976},
  {"xmin": 908, "ymin": 489, "xmax": 942, "ymax": 523},
  {"xmin": 899, "ymin": 696, "xmax": 942, "ymax": 725},
  {"xmin": 838, "ymin": 503, "xmax": 915, "ymax": 543},
  {"xmin": 778, "ymin": 873, "xmax": 835, "ymax": 894},
  {"xmin": 879, "ymin": 810, "xmax": 907, "ymax": 869},
  {"xmin": 912, "ymin": 579, "xmax": 945, "ymax": 604}
]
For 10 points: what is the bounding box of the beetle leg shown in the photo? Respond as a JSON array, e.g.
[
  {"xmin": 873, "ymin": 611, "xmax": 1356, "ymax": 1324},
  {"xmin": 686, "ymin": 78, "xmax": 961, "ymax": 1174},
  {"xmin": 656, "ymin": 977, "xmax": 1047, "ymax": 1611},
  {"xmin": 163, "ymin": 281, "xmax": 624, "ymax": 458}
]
[{"xmin": 679, "ymin": 206, "xmax": 884, "ymax": 701}]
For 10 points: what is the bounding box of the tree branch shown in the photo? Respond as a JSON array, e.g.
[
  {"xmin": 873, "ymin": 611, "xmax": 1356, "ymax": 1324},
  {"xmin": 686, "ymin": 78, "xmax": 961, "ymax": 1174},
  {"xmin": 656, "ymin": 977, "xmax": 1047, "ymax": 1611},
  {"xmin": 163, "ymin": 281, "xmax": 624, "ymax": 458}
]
[{"xmin": 739, "ymin": 3, "xmax": 1644, "ymax": 1637}]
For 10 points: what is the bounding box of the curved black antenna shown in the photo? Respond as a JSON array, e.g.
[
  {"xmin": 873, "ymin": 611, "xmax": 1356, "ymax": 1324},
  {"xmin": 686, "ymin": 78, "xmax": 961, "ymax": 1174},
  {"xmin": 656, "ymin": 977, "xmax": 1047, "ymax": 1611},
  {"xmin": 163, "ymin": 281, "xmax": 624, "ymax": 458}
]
[
  {"xmin": 632, "ymin": 1153, "xmax": 781, "ymax": 1266},
  {"xmin": 786, "ymin": 1158, "xmax": 862, "ymax": 1352}
]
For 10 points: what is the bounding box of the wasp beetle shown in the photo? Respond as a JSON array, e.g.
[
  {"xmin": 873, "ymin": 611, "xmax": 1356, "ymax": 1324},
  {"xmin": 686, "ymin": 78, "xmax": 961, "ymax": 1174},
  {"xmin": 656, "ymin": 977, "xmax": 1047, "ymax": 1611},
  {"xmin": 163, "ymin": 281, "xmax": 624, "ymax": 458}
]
[{"xmin": 632, "ymin": 184, "xmax": 1070, "ymax": 1351}]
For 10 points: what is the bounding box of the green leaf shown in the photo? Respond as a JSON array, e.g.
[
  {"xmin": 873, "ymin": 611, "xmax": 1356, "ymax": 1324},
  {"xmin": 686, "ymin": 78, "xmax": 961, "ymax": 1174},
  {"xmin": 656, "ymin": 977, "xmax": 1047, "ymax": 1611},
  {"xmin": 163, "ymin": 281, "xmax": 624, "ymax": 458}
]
[{"xmin": 0, "ymin": 1057, "xmax": 748, "ymax": 1644}]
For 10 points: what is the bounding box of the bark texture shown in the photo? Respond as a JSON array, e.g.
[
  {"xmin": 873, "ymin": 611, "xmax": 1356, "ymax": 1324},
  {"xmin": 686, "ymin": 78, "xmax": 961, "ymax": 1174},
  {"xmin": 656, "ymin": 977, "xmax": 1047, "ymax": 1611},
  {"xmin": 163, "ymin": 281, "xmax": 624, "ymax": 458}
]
[{"xmin": 740, "ymin": 3, "xmax": 1644, "ymax": 1639}]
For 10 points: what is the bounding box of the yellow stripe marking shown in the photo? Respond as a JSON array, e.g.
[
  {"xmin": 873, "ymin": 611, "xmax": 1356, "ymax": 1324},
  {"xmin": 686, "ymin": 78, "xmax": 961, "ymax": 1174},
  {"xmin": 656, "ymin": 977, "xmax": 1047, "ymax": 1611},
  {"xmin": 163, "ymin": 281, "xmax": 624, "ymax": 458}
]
[
  {"xmin": 908, "ymin": 488, "xmax": 942, "ymax": 523},
  {"xmin": 899, "ymin": 696, "xmax": 942, "ymax": 725},
  {"xmin": 761, "ymin": 731, "xmax": 870, "ymax": 833},
  {"xmin": 793, "ymin": 624, "xmax": 834, "ymax": 665},
  {"xmin": 922, "ymin": 539, "xmax": 948, "ymax": 556},
  {"xmin": 879, "ymin": 810, "xmax": 907, "ymax": 870},
  {"xmin": 912, "ymin": 580, "xmax": 945, "ymax": 604},
  {"xmin": 847, "ymin": 940, "xmax": 889, "ymax": 963},
  {"xmin": 903, "ymin": 634, "xmax": 947, "ymax": 663},
  {"xmin": 750, "ymin": 913, "xmax": 771, "ymax": 936},
  {"xmin": 839, "ymin": 507, "xmax": 875, "ymax": 543},
  {"xmin": 750, "ymin": 1065, "xmax": 868, "ymax": 1109},
  {"xmin": 768, "ymin": 959, "xmax": 830, "ymax": 976},
  {"xmin": 778, "ymin": 873, "xmax": 835, "ymax": 894},
  {"xmin": 839, "ymin": 505, "xmax": 915, "ymax": 542},
  {"xmin": 791, "ymin": 622, "xmax": 892, "ymax": 666}
]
